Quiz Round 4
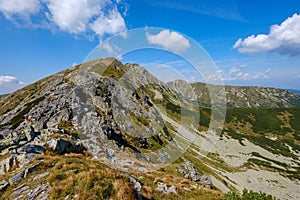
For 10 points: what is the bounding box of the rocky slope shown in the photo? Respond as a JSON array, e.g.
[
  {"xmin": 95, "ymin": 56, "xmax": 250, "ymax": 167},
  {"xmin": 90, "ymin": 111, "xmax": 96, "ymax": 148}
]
[
  {"xmin": 0, "ymin": 58, "xmax": 299, "ymax": 200},
  {"xmin": 187, "ymin": 82, "xmax": 300, "ymax": 108}
]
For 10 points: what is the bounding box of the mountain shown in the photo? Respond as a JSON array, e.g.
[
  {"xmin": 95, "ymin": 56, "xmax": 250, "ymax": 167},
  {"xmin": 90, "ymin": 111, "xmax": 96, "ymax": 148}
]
[
  {"xmin": 288, "ymin": 89, "xmax": 300, "ymax": 95},
  {"xmin": 187, "ymin": 82, "xmax": 300, "ymax": 108},
  {"xmin": 0, "ymin": 58, "xmax": 299, "ymax": 200}
]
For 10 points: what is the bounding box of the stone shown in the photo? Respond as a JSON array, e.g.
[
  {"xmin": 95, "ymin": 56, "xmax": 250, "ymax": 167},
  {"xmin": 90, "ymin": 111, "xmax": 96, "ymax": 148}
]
[
  {"xmin": 128, "ymin": 175, "xmax": 142, "ymax": 198},
  {"xmin": 106, "ymin": 148, "xmax": 115, "ymax": 160},
  {"xmin": 48, "ymin": 138, "xmax": 86, "ymax": 154},
  {"xmin": 200, "ymin": 174, "xmax": 212, "ymax": 188},
  {"xmin": 156, "ymin": 182, "xmax": 177, "ymax": 194},
  {"xmin": 183, "ymin": 161, "xmax": 201, "ymax": 182},
  {"xmin": 9, "ymin": 171, "xmax": 25, "ymax": 185},
  {"xmin": 27, "ymin": 184, "xmax": 49, "ymax": 200},
  {"xmin": 25, "ymin": 126, "xmax": 36, "ymax": 142},
  {"xmin": 8, "ymin": 161, "xmax": 43, "ymax": 184},
  {"xmin": 24, "ymin": 160, "xmax": 43, "ymax": 178},
  {"xmin": 0, "ymin": 180, "xmax": 9, "ymax": 191},
  {"xmin": 21, "ymin": 144, "xmax": 46, "ymax": 154}
]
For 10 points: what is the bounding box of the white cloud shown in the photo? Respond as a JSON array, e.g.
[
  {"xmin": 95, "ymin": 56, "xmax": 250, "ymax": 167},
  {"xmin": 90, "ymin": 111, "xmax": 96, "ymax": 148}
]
[
  {"xmin": 0, "ymin": 0, "xmax": 127, "ymax": 38},
  {"xmin": 47, "ymin": 0, "xmax": 103, "ymax": 34},
  {"xmin": 90, "ymin": 7, "xmax": 126, "ymax": 37},
  {"xmin": 0, "ymin": 0, "xmax": 41, "ymax": 19},
  {"xmin": 0, "ymin": 76, "xmax": 18, "ymax": 85},
  {"xmin": 229, "ymin": 64, "xmax": 247, "ymax": 74},
  {"xmin": 0, "ymin": 75, "xmax": 25, "ymax": 85},
  {"xmin": 234, "ymin": 13, "xmax": 300, "ymax": 56},
  {"xmin": 0, "ymin": 76, "xmax": 26, "ymax": 94},
  {"xmin": 207, "ymin": 66, "xmax": 271, "ymax": 81},
  {"xmin": 147, "ymin": 30, "xmax": 191, "ymax": 53}
]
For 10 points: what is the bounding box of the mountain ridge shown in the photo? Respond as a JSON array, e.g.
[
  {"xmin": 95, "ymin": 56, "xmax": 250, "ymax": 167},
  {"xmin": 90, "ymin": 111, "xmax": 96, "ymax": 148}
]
[{"xmin": 0, "ymin": 58, "xmax": 299, "ymax": 200}]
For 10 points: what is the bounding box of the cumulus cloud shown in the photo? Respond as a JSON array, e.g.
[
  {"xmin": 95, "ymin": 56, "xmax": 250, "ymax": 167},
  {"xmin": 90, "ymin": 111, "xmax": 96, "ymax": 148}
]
[
  {"xmin": 0, "ymin": 0, "xmax": 41, "ymax": 19},
  {"xmin": 207, "ymin": 65, "xmax": 271, "ymax": 81},
  {"xmin": 90, "ymin": 7, "xmax": 126, "ymax": 37},
  {"xmin": 0, "ymin": 75, "xmax": 19, "ymax": 85},
  {"xmin": 147, "ymin": 30, "xmax": 191, "ymax": 53},
  {"xmin": 234, "ymin": 13, "xmax": 300, "ymax": 56},
  {"xmin": 47, "ymin": 0, "xmax": 103, "ymax": 34},
  {"xmin": 0, "ymin": 75, "xmax": 26, "ymax": 94},
  {"xmin": 0, "ymin": 75, "xmax": 25, "ymax": 86},
  {"xmin": 0, "ymin": 0, "xmax": 127, "ymax": 38}
]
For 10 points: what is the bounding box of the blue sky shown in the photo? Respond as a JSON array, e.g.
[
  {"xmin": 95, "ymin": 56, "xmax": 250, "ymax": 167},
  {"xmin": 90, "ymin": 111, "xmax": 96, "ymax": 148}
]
[{"xmin": 0, "ymin": 0, "xmax": 300, "ymax": 94}]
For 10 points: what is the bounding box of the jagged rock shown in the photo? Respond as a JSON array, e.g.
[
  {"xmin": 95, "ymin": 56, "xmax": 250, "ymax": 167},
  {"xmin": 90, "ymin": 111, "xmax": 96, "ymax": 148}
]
[
  {"xmin": 128, "ymin": 175, "xmax": 142, "ymax": 199},
  {"xmin": 178, "ymin": 167, "xmax": 188, "ymax": 179},
  {"xmin": 24, "ymin": 126, "xmax": 36, "ymax": 142},
  {"xmin": 12, "ymin": 184, "xmax": 29, "ymax": 198},
  {"xmin": 48, "ymin": 138, "xmax": 86, "ymax": 154},
  {"xmin": 21, "ymin": 144, "xmax": 46, "ymax": 154},
  {"xmin": 27, "ymin": 184, "xmax": 49, "ymax": 200},
  {"xmin": 10, "ymin": 183, "xmax": 49, "ymax": 200},
  {"xmin": 0, "ymin": 180, "xmax": 9, "ymax": 191},
  {"xmin": 106, "ymin": 148, "xmax": 115, "ymax": 160},
  {"xmin": 136, "ymin": 137, "xmax": 152, "ymax": 149},
  {"xmin": 24, "ymin": 160, "xmax": 43, "ymax": 178},
  {"xmin": 156, "ymin": 182, "xmax": 177, "ymax": 194},
  {"xmin": 9, "ymin": 171, "xmax": 25, "ymax": 185},
  {"xmin": 8, "ymin": 161, "xmax": 43, "ymax": 184},
  {"xmin": 182, "ymin": 161, "xmax": 201, "ymax": 182},
  {"xmin": 200, "ymin": 174, "xmax": 212, "ymax": 189},
  {"xmin": 178, "ymin": 162, "xmax": 212, "ymax": 188}
]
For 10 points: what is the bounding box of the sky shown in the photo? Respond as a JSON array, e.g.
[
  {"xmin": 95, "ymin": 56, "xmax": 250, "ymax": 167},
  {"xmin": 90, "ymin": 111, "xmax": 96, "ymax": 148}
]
[{"xmin": 0, "ymin": 0, "xmax": 300, "ymax": 94}]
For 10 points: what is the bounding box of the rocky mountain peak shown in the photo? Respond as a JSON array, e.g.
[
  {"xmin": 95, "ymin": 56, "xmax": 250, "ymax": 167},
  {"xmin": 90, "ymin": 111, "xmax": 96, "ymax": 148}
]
[{"xmin": 0, "ymin": 58, "xmax": 299, "ymax": 200}]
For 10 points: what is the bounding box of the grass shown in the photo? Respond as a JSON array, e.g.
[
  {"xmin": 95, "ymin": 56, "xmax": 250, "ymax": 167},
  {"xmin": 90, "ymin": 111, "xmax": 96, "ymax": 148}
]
[
  {"xmin": 0, "ymin": 151, "xmax": 228, "ymax": 200},
  {"xmin": 1, "ymin": 153, "xmax": 136, "ymax": 200},
  {"xmin": 220, "ymin": 189, "xmax": 277, "ymax": 200},
  {"xmin": 251, "ymin": 152, "xmax": 288, "ymax": 168},
  {"xmin": 58, "ymin": 120, "xmax": 79, "ymax": 139},
  {"xmin": 129, "ymin": 111, "xmax": 149, "ymax": 126},
  {"xmin": 101, "ymin": 60, "xmax": 126, "ymax": 81}
]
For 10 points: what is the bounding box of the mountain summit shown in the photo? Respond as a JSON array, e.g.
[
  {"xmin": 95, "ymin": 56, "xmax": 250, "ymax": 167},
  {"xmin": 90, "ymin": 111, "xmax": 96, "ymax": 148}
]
[{"xmin": 0, "ymin": 58, "xmax": 299, "ymax": 200}]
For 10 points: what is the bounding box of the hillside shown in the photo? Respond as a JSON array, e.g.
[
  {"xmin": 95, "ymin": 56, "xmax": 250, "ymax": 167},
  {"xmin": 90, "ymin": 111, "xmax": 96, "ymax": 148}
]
[
  {"xmin": 0, "ymin": 58, "xmax": 299, "ymax": 200},
  {"xmin": 188, "ymin": 82, "xmax": 300, "ymax": 108}
]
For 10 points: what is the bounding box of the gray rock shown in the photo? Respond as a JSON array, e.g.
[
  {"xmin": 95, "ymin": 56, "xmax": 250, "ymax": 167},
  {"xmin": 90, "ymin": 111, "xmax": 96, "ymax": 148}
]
[
  {"xmin": 106, "ymin": 148, "xmax": 115, "ymax": 160},
  {"xmin": 24, "ymin": 160, "xmax": 43, "ymax": 178},
  {"xmin": 182, "ymin": 161, "xmax": 201, "ymax": 182},
  {"xmin": 27, "ymin": 184, "xmax": 49, "ymax": 200},
  {"xmin": 48, "ymin": 138, "xmax": 86, "ymax": 154},
  {"xmin": 156, "ymin": 182, "xmax": 177, "ymax": 194},
  {"xmin": 8, "ymin": 160, "xmax": 43, "ymax": 184},
  {"xmin": 25, "ymin": 126, "xmax": 36, "ymax": 142},
  {"xmin": 21, "ymin": 144, "xmax": 46, "ymax": 154},
  {"xmin": 9, "ymin": 171, "xmax": 25, "ymax": 185},
  {"xmin": 128, "ymin": 175, "xmax": 142, "ymax": 199},
  {"xmin": 0, "ymin": 180, "xmax": 9, "ymax": 191},
  {"xmin": 200, "ymin": 174, "xmax": 212, "ymax": 188}
]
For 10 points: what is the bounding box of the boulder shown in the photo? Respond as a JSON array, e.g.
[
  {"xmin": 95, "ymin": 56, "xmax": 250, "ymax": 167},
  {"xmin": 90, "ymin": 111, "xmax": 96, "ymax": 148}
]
[
  {"xmin": 200, "ymin": 174, "xmax": 212, "ymax": 188},
  {"xmin": 21, "ymin": 144, "xmax": 46, "ymax": 154},
  {"xmin": 156, "ymin": 182, "xmax": 177, "ymax": 194},
  {"xmin": 127, "ymin": 175, "xmax": 142, "ymax": 199},
  {"xmin": 0, "ymin": 180, "xmax": 9, "ymax": 191},
  {"xmin": 183, "ymin": 161, "xmax": 201, "ymax": 182},
  {"xmin": 48, "ymin": 138, "xmax": 86, "ymax": 154}
]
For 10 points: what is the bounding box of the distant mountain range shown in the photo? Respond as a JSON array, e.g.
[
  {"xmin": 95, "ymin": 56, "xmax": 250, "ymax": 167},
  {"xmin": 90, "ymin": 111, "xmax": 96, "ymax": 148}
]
[{"xmin": 288, "ymin": 89, "xmax": 300, "ymax": 95}]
